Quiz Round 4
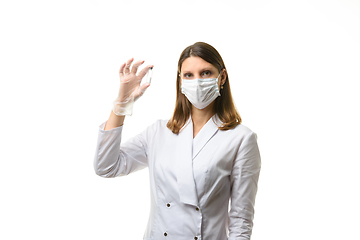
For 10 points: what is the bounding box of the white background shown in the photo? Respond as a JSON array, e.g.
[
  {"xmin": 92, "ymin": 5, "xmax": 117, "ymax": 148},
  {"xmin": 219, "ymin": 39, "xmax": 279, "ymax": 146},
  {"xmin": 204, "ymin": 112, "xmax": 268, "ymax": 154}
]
[{"xmin": 1, "ymin": 0, "xmax": 359, "ymax": 239}]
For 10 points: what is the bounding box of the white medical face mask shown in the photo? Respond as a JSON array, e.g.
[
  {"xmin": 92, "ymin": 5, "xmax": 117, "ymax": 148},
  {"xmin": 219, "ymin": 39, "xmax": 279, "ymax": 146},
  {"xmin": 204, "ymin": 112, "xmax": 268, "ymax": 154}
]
[{"xmin": 181, "ymin": 74, "xmax": 221, "ymax": 109}]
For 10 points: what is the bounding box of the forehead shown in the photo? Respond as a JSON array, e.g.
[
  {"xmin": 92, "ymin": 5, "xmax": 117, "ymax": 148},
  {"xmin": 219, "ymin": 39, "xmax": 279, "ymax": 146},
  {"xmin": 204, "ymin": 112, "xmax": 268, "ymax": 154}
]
[{"xmin": 181, "ymin": 56, "xmax": 216, "ymax": 72}]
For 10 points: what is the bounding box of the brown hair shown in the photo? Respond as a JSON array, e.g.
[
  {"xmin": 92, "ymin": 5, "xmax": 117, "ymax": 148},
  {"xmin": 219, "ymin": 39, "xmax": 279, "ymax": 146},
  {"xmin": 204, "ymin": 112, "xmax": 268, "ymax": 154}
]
[{"xmin": 166, "ymin": 42, "xmax": 242, "ymax": 134}]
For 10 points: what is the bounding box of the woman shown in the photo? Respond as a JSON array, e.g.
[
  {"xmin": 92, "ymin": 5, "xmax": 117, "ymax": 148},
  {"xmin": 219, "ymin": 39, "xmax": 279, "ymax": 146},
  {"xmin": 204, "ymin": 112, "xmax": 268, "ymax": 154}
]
[{"xmin": 94, "ymin": 42, "xmax": 261, "ymax": 240}]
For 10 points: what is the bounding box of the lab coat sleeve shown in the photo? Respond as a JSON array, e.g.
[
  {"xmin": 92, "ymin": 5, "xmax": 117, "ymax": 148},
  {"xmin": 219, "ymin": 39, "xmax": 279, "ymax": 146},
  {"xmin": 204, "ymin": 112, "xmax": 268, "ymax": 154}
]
[
  {"xmin": 94, "ymin": 121, "xmax": 155, "ymax": 178},
  {"xmin": 228, "ymin": 132, "xmax": 261, "ymax": 240}
]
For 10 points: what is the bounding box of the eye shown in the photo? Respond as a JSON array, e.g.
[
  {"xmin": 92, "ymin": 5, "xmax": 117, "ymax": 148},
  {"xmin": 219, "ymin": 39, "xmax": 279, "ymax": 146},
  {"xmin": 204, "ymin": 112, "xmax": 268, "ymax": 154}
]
[
  {"xmin": 183, "ymin": 73, "xmax": 193, "ymax": 79},
  {"xmin": 201, "ymin": 70, "xmax": 212, "ymax": 77}
]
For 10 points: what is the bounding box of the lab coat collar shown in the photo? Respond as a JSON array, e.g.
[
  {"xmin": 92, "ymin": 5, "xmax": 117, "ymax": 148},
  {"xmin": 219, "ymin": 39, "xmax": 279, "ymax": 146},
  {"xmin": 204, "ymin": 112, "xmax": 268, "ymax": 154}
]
[
  {"xmin": 193, "ymin": 115, "xmax": 220, "ymax": 159},
  {"xmin": 175, "ymin": 117, "xmax": 197, "ymax": 206},
  {"xmin": 175, "ymin": 115, "xmax": 221, "ymax": 206}
]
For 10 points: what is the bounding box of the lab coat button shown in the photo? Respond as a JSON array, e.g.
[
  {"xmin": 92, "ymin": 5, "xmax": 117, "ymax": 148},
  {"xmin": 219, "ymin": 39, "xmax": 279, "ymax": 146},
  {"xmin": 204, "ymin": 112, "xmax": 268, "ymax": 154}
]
[
  {"xmin": 167, "ymin": 203, "xmax": 170, "ymax": 207},
  {"xmin": 194, "ymin": 237, "xmax": 198, "ymax": 240},
  {"xmin": 164, "ymin": 232, "xmax": 167, "ymax": 236},
  {"xmin": 195, "ymin": 207, "xmax": 199, "ymax": 211}
]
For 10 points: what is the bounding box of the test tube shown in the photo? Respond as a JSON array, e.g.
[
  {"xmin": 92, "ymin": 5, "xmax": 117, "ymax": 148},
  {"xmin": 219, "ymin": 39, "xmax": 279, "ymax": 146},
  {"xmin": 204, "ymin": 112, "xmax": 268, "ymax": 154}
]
[{"xmin": 146, "ymin": 67, "xmax": 153, "ymax": 84}]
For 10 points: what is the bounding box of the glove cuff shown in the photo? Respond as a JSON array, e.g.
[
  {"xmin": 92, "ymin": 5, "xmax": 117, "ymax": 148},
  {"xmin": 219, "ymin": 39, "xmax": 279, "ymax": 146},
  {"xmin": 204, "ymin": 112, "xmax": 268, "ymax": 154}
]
[{"xmin": 112, "ymin": 96, "xmax": 134, "ymax": 116}]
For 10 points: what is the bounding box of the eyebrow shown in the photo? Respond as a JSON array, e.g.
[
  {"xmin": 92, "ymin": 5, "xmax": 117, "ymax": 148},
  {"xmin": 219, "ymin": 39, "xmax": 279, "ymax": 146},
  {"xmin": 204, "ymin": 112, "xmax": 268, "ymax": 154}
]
[{"xmin": 182, "ymin": 68, "xmax": 214, "ymax": 73}]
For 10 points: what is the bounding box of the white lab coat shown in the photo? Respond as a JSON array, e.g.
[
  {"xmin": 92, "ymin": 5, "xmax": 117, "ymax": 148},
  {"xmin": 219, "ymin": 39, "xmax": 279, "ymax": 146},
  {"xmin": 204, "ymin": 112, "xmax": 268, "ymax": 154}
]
[{"xmin": 94, "ymin": 115, "xmax": 261, "ymax": 240}]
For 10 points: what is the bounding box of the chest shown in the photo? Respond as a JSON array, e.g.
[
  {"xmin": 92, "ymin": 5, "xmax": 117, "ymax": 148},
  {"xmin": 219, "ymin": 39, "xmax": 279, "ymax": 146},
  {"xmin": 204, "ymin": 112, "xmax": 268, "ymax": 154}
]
[{"xmin": 150, "ymin": 130, "xmax": 238, "ymax": 201}]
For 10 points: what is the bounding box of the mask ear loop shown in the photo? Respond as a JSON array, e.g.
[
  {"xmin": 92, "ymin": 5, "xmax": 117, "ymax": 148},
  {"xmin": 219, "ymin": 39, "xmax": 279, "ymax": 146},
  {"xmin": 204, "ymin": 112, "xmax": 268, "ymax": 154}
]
[{"xmin": 218, "ymin": 70, "xmax": 224, "ymax": 90}]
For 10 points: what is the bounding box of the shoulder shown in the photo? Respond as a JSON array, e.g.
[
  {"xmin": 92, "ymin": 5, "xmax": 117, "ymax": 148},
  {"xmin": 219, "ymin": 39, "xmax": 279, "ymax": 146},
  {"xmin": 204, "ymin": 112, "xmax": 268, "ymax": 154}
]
[
  {"xmin": 234, "ymin": 124, "xmax": 257, "ymax": 139},
  {"xmin": 219, "ymin": 122, "xmax": 257, "ymax": 139},
  {"xmin": 217, "ymin": 123, "xmax": 259, "ymax": 153},
  {"xmin": 134, "ymin": 119, "xmax": 169, "ymax": 143},
  {"xmin": 232, "ymin": 123, "xmax": 254, "ymax": 134},
  {"xmin": 213, "ymin": 114, "xmax": 256, "ymax": 138},
  {"xmin": 150, "ymin": 119, "xmax": 169, "ymax": 129},
  {"xmin": 145, "ymin": 119, "xmax": 170, "ymax": 134}
]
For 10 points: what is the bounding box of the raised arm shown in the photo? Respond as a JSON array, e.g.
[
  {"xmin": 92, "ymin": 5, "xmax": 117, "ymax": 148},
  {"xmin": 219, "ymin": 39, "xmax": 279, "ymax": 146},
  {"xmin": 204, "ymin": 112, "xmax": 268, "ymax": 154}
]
[{"xmin": 94, "ymin": 58, "xmax": 154, "ymax": 177}]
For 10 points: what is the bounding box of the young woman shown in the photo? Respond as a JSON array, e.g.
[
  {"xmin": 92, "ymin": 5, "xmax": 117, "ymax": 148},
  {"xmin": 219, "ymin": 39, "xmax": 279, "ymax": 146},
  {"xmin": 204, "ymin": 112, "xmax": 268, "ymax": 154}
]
[{"xmin": 94, "ymin": 42, "xmax": 261, "ymax": 240}]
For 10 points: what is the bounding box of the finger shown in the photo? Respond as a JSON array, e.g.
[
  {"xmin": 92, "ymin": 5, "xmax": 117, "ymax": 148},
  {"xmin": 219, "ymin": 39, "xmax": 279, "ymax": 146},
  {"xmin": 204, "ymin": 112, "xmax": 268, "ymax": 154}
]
[
  {"xmin": 138, "ymin": 65, "xmax": 154, "ymax": 79},
  {"xmin": 137, "ymin": 83, "xmax": 151, "ymax": 97},
  {"xmin": 124, "ymin": 58, "xmax": 134, "ymax": 74},
  {"xmin": 131, "ymin": 60, "xmax": 145, "ymax": 75},
  {"xmin": 119, "ymin": 62, "xmax": 126, "ymax": 77}
]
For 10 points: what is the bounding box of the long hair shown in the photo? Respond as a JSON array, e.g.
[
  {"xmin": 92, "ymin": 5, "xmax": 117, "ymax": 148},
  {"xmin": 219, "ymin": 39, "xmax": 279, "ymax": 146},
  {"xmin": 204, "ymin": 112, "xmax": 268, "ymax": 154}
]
[{"xmin": 166, "ymin": 42, "xmax": 242, "ymax": 134}]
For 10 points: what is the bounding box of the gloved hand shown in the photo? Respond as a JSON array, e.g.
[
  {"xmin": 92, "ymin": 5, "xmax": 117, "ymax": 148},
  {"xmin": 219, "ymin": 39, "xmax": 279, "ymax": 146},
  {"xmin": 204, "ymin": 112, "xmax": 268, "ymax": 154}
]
[{"xmin": 113, "ymin": 58, "xmax": 153, "ymax": 116}]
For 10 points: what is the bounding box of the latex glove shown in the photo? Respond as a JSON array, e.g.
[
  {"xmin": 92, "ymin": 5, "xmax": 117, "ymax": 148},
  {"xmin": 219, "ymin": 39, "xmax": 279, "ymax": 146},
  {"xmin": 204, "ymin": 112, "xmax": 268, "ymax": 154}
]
[{"xmin": 113, "ymin": 58, "xmax": 153, "ymax": 116}]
